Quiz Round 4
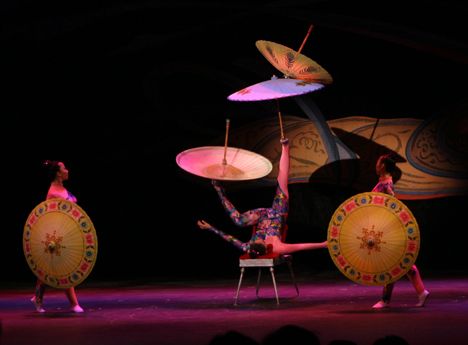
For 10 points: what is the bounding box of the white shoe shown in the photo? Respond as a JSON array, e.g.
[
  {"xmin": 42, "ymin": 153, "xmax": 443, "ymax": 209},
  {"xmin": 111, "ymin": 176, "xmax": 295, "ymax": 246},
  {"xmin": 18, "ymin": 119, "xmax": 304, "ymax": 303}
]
[
  {"xmin": 70, "ymin": 304, "xmax": 84, "ymax": 313},
  {"xmin": 30, "ymin": 296, "xmax": 45, "ymax": 313},
  {"xmin": 416, "ymin": 290, "xmax": 430, "ymax": 307},
  {"xmin": 372, "ymin": 300, "xmax": 389, "ymax": 309}
]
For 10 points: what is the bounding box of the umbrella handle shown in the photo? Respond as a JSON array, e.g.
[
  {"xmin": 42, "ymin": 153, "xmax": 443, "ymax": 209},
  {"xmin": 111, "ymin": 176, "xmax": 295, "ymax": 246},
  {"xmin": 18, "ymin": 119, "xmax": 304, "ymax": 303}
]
[
  {"xmin": 296, "ymin": 24, "xmax": 313, "ymax": 55},
  {"xmin": 223, "ymin": 118, "xmax": 230, "ymax": 165},
  {"xmin": 276, "ymin": 100, "xmax": 285, "ymax": 140}
]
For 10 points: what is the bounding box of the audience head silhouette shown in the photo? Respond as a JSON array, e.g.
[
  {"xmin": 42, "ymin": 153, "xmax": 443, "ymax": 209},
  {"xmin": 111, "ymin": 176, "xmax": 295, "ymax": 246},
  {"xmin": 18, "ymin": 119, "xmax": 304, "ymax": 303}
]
[
  {"xmin": 262, "ymin": 325, "xmax": 320, "ymax": 345},
  {"xmin": 208, "ymin": 330, "xmax": 259, "ymax": 345},
  {"xmin": 373, "ymin": 335, "xmax": 410, "ymax": 345}
]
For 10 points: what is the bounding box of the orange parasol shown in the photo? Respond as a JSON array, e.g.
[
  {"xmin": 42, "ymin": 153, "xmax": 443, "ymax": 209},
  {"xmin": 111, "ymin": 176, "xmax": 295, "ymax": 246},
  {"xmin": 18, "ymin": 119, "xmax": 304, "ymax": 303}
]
[
  {"xmin": 327, "ymin": 192, "xmax": 420, "ymax": 286},
  {"xmin": 256, "ymin": 40, "xmax": 333, "ymax": 84},
  {"xmin": 23, "ymin": 199, "xmax": 98, "ymax": 289}
]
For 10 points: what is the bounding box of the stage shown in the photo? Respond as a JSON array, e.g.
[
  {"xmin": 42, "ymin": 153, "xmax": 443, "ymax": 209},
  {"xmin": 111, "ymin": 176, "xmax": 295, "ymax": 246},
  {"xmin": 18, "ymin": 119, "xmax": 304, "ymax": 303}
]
[{"xmin": 1, "ymin": 271, "xmax": 467, "ymax": 345}]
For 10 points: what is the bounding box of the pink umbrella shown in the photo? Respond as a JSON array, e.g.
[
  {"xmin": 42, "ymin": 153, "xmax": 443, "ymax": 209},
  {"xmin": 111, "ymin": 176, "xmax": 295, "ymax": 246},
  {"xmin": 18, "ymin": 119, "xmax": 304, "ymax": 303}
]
[
  {"xmin": 227, "ymin": 76, "xmax": 324, "ymax": 102},
  {"xmin": 228, "ymin": 76, "xmax": 324, "ymax": 139},
  {"xmin": 176, "ymin": 146, "xmax": 273, "ymax": 181}
]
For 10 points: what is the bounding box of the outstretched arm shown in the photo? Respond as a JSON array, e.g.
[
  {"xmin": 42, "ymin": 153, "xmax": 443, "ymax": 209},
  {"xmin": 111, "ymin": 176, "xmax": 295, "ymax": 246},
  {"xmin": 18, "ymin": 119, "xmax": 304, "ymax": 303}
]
[
  {"xmin": 277, "ymin": 138, "xmax": 290, "ymax": 198},
  {"xmin": 212, "ymin": 180, "xmax": 255, "ymax": 227},
  {"xmin": 197, "ymin": 220, "xmax": 248, "ymax": 252}
]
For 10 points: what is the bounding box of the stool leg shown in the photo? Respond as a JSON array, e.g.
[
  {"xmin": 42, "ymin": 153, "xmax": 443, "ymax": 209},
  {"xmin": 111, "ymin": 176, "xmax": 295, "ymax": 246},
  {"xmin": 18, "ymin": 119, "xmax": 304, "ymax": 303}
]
[
  {"xmin": 287, "ymin": 260, "xmax": 299, "ymax": 297},
  {"xmin": 234, "ymin": 267, "xmax": 245, "ymax": 306},
  {"xmin": 255, "ymin": 268, "xmax": 262, "ymax": 298},
  {"xmin": 269, "ymin": 267, "xmax": 280, "ymax": 305}
]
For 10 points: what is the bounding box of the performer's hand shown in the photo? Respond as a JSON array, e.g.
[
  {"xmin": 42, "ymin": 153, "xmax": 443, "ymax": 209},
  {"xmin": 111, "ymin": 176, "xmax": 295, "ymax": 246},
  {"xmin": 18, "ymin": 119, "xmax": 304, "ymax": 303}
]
[
  {"xmin": 197, "ymin": 220, "xmax": 211, "ymax": 230},
  {"xmin": 280, "ymin": 137, "xmax": 289, "ymax": 145}
]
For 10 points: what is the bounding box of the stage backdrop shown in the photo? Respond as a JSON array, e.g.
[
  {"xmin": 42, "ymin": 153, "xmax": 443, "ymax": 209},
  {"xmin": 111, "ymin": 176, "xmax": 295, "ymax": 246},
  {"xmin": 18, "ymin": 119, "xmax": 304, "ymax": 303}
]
[{"xmin": 223, "ymin": 113, "xmax": 468, "ymax": 200}]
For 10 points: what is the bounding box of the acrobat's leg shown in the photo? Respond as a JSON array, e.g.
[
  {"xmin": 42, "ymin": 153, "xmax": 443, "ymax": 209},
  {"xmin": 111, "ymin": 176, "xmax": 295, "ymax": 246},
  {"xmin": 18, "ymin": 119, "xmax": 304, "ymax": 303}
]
[
  {"xmin": 277, "ymin": 139, "xmax": 290, "ymax": 199},
  {"xmin": 271, "ymin": 140, "xmax": 290, "ymax": 215},
  {"xmin": 273, "ymin": 241, "xmax": 327, "ymax": 255}
]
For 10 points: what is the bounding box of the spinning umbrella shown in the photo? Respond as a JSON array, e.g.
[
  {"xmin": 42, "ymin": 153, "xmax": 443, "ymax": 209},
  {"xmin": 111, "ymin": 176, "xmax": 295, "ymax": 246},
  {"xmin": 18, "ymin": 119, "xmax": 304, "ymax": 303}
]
[
  {"xmin": 176, "ymin": 146, "xmax": 273, "ymax": 181},
  {"xmin": 23, "ymin": 199, "xmax": 98, "ymax": 289},
  {"xmin": 227, "ymin": 76, "xmax": 323, "ymax": 140},
  {"xmin": 228, "ymin": 25, "xmax": 330, "ymax": 140},
  {"xmin": 176, "ymin": 119, "xmax": 273, "ymax": 181},
  {"xmin": 255, "ymin": 25, "xmax": 333, "ymax": 84},
  {"xmin": 256, "ymin": 40, "xmax": 333, "ymax": 84},
  {"xmin": 327, "ymin": 192, "xmax": 420, "ymax": 286},
  {"xmin": 227, "ymin": 76, "xmax": 324, "ymax": 102}
]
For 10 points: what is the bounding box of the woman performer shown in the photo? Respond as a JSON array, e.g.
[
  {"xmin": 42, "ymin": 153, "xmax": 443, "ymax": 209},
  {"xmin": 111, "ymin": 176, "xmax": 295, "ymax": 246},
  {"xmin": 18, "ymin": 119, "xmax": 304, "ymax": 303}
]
[
  {"xmin": 197, "ymin": 137, "xmax": 327, "ymax": 257},
  {"xmin": 30, "ymin": 160, "xmax": 85, "ymax": 313},
  {"xmin": 371, "ymin": 154, "xmax": 430, "ymax": 309}
]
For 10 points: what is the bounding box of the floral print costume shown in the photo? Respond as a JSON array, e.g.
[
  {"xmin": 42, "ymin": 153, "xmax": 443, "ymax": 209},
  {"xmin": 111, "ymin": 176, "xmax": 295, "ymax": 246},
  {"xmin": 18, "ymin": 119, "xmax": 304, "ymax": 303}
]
[{"xmin": 206, "ymin": 182, "xmax": 288, "ymax": 252}]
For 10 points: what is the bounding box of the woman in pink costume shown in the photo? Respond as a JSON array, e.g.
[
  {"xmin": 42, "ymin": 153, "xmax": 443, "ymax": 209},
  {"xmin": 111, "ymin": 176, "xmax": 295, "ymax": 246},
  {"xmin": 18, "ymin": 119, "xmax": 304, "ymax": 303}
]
[
  {"xmin": 371, "ymin": 154, "xmax": 430, "ymax": 309},
  {"xmin": 30, "ymin": 160, "xmax": 85, "ymax": 313}
]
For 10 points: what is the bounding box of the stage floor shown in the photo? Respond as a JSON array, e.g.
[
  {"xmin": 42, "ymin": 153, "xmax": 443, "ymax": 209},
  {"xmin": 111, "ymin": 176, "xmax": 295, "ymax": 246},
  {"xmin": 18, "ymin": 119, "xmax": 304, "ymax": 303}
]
[{"xmin": 1, "ymin": 272, "xmax": 467, "ymax": 345}]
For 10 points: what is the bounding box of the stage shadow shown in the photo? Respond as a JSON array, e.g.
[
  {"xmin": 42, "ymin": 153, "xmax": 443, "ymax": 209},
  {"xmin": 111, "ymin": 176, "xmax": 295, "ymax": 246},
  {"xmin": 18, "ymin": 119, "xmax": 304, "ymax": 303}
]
[
  {"xmin": 25, "ymin": 312, "xmax": 84, "ymax": 318},
  {"xmin": 309, "ymin": 127, "xmax": 405, "ymax": 191}
]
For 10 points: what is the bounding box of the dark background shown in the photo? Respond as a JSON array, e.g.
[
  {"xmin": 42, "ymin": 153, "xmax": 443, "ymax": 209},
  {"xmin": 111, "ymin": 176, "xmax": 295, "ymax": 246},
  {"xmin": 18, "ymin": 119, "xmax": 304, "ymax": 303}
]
[{"xmin": 2, "ymin": 0, "xmax": 467, "ymax": 285}]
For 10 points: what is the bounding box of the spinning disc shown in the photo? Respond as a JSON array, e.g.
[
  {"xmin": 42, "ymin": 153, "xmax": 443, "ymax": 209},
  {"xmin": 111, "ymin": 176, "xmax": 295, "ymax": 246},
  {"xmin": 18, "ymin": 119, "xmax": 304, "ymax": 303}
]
[
  {"xmin": 327, "ymin": 192, "xmax": 420, "ymax": 286},
  {"xmin": 176, "ymin": 146, "xmax": 273, "ymax": 181},
  {"xmin": 23, "ymin": 199, "xmax": 98, "ymax": 289}
]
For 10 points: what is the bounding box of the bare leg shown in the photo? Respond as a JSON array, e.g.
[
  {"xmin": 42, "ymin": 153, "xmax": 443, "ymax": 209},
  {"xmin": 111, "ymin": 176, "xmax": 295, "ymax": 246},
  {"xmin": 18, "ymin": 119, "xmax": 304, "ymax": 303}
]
[
  {"xmin": 277, "ymin": 139, "xmax": 290, "ymax": 198},
  {"xmin": 406, "ymin": 265, "xmax": 425, "ymax": 295},
  {"xmin": 65, "ymin": 287, "xmax": 79, "ymax": 306},
  {"xmin": 408, "ymin": 265, "xmax": 430, "ymax": 306},
  {"xmin": 65, "ymin": 287, "xmax": 84, "ymax": 312},
  {"xmin": 270, "ymin": 238, "xmax": 327, "ymax": 255}
]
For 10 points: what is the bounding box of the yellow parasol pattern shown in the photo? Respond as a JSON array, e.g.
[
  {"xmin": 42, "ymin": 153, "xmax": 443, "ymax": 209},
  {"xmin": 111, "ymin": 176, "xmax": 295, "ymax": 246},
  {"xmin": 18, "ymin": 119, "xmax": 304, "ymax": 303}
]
[
  {"xmin": 23, "ymin": 199, "xmax": 98, "ymax": 289},
  {"xmin": 256, "ymin": 40, "xmax": 333, "ymax": 84},
  {"xmin": 328, "ymin": 192, "xmax": 420, "ymax": 286}
]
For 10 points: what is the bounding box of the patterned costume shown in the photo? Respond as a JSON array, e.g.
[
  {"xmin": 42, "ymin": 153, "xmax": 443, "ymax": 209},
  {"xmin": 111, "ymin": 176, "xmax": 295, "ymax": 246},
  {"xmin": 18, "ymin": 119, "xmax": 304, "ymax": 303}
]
[{"xmin": 206, "ymin": 183, "xmax": 288, "ymax": 252}]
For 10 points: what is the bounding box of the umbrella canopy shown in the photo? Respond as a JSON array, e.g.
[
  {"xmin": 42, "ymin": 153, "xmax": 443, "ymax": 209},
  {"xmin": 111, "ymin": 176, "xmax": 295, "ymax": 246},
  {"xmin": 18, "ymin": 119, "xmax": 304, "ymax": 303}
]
[
  {"xmin": 176, "ymin": 146, "xmax": 273, "ymax": 181},
  {"xmin": 227, "ymin": 77, "xmax": 324, "ymax": 102},
  {"xmin": 327, "ymin": 192, "xmax": 420, "ymax": 286},
  {"xmin": 256, "ymin": 40, "xmax": 333, "ymax": 84},
  {"xmin": 23, "ymin": 199, "xmax": 98, "ymax": 289}
]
